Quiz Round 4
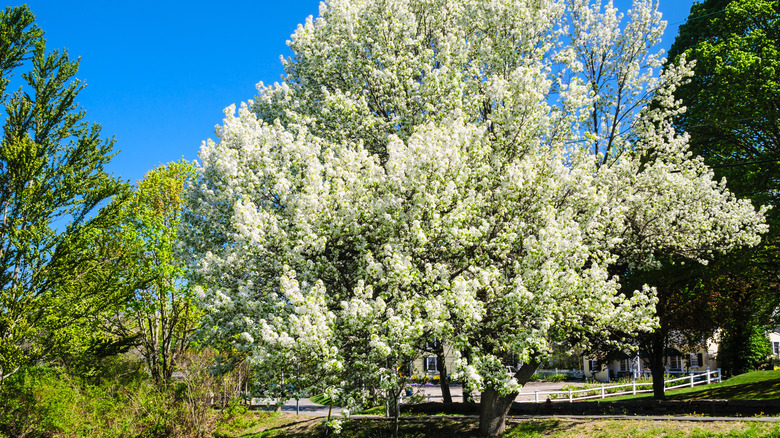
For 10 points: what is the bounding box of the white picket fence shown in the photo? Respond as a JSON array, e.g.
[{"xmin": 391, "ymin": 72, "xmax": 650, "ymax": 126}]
[
  {"xmin": 519, "ymin": 368, "xmax": 722, "ymax": 403},
  {"xmin": 406, "ymin": 368, "xmax": 722, "ymax": 404}
]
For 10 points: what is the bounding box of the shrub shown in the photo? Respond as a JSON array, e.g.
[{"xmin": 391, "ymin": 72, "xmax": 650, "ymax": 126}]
[
  {"xmin": 0, "ymin": 350, "xmax": 245, "ymax": 438},
  {"xmin": 545, "ymin": 373, "xmax": 567, "ymax": 382}
]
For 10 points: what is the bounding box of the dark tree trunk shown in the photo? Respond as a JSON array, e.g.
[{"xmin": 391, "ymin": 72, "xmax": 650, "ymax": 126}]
[
  {"xmin": 514, "ymin": 359, "xmax": 540, "ymax": 386},
  {"xmin": 436, "ymin": 345, "xmax": 453, "ymax": 403},
  {"xmin": 478, "ymin": 359, "xmax": 539, "ymax": 437},
  {"xmin": 478, "ymin": 387, "xmax": 517, "ymax": 437},
  {"xmin": 645, "ymin": 331, "xmax": 667, "ymax": 400}
]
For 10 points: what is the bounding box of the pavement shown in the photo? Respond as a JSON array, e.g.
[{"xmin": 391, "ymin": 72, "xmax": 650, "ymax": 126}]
[
  {"xmin": 270, "ymin": 383, "xmax": 780, "ymax": 422},
  {"xmin": 273, "ymin": 382, "xmax": 581, "ymax": 416}
]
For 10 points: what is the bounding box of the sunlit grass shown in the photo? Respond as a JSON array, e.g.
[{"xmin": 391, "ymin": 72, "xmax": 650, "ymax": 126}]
[{"xmin": 606, "ymin": 370, "xmax": 780, "ymax": 402}]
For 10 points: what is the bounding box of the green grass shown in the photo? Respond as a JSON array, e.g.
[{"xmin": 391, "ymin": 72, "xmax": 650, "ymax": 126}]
[
  {"xmin": 501, "ymin": 419, "xmax": 780, "ymax": 438},
  {"xmin": 605, "ymin": 370, "xmax": 780, "ymax": 402},
  {"xmin": 356, "ymin": 405, "xmax": 386, "ymax": 415},
  {"xmin": 308, "ymin": 394, "xmax": 383, "ymax": 415},
  {"xmin": 309, "ymin": 393, "xmax": 334, "ymax": 405}
]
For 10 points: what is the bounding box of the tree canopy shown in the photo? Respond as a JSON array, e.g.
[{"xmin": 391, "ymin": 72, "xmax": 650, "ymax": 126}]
[
  {"xmin": 667, "ymin": 0, "xmax": 780, "ymax": 375},
  {"xmin": 0, "ymin": 5, "xmax": 128, "ymax": 384},
  {"xmin": 184, "ymin": 0, "xmax": 767, "ymax": 435},
  {"xmin": 96, "ymin": 161, "xmax": 198, "ymax": 382}
]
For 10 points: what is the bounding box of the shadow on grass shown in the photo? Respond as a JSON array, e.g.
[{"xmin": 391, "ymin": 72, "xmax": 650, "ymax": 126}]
[{"xmin": 228, "ymin": 417, "xmax": 483, "ymax": 438}]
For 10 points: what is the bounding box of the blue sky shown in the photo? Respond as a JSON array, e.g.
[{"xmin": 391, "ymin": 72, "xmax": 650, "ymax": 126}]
[{"xmin": 12, "ymin": 0, "xmax": 696, "ymax": 185}]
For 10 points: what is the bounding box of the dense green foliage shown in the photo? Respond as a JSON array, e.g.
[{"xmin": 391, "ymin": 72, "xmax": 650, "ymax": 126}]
[
  {"xmin": 98, "ymin": 161, "xmax": 199, "ymax": 382},
  {"xmin": 666, "ymin": 0, "xmax": 780, "ymax": 377},
  {"xmin": 0, "ymin": 5, "xmax": 129, "ymax": 385},
  {"xmin": 669, "ymin": 0, "xmax": 780, "ymax": 204},
  {"xmin": 0, "ymin": 352, "xmax": 247, "ymax": 438},
  {"xmin": 718, "ymin": 325, "xmax": 773, "ymax": 376}
]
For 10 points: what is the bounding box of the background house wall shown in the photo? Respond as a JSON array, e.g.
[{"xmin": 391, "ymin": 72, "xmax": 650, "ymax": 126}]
[
  {"xmin": 408, "ymin": 343, "xmax": 459, "ymax": 380},
  {"xmin": 584, "ymin": 344, "xmax": 719, "ymax": 382}
]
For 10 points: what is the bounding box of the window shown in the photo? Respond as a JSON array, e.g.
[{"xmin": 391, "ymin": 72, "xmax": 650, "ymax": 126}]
[
  {"xmin": 689, "ymin": 353, "xmax": 703, "ymax": 368},
  {"xmin": 619, "ymin": 358, "xmax": 629, "ymax": 372},
  {"xmin": 773, "ymin": 342, "xmax": 779, "ymax": 355},
  {"xmin": 425, "ymin": 356, "xmax": 437, "ymax": 372},
  {"xmin": 588, "ymin": 359, "xmax": 599, "ymax": 372},
  {"xmin": 668, "ymin": 355, "xmax": 682, "ymax": 370}
]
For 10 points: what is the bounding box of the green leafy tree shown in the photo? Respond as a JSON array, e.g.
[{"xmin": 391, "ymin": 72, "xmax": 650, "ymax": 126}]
[
  {"xmin": 0, "ymin": 6, "xmax": 128, "ymax": 385},
  {"xmin": 667, "ymin": 0, "xmax": 780, "ymax": 375},
  {"xmin": 105, "ymin": 161, "xmax": 198, "ymax": 382}
]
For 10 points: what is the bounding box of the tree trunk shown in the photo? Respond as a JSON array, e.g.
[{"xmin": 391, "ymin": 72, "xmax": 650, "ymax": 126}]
[
  {"xmin": 436, "ymin": 346, "xmax": 452, "ymax": 403},
  {"xmin": 646, "ymin": 331, "xmax": 666, "ymax": 400},
  {"xmin": 387, "ymin": 389, "xmax": 400, "ymax": 418},
  {"xmin": 478, "ymin": 359, "xmax": 539, "ymax": 437},
  {"xmin": 386, "ymin": 388, "xmax": 401, "ymax": 438},
  {"xmin": 478, "ymin": 387, "xmax": 517, "ymax": 437}
]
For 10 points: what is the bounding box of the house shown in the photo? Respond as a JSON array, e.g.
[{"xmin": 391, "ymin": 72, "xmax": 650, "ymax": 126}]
[
  {"xmin": 584, "ymin": 341, "xmax": 718, "ymax": 382},
  {"xmin": 770, "ymin": 328, "xmax": 780, "ymax": 366},
  {"xmin": 407, "ymin": 342, "xmax": 459, "ymax": 380},
  {"xmin": 585, "ymin": 328, "xmax": 780, "ymax": 381}
]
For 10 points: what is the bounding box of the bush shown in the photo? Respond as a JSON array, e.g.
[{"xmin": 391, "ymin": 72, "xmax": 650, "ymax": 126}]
[
  {"xmin": 0, "ymin": 350, "xmax": 246, "ymax": 438},
  {"xmin": 719, "ymin": 325, "xmax": 772, "ymax": 376},
  {"xmin": 529, "ymin": 372, "xmax": 567, "ymax": 382},
  {"xmin": 0, "ymin": 366, "xmax": 134, "ymax": 438},
  {"xmin": 545, "ymin": 373, "xmax": 567, "ymax": 382}
]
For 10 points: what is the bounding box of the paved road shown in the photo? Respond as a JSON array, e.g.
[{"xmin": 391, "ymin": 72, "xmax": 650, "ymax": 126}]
[
  {"xmin": 272, "ymin": 383, "xmax": 780, "ymax": 422},
  {"xmin": 275, "ymin": 382, "xmax": 580, "ymax": 416},
  {"xmin": 279, "ymin": 397, "xmax": 344, "ymax": 416}
]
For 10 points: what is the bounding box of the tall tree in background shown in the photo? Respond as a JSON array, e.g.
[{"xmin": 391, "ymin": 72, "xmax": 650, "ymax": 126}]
[
  {"xmin": 0, "ymin": 5, "xmax": 128, "ymax": 385},
  {"xmin": 668, "ymin": 0, "xmax": 780, "ymax": 375}
]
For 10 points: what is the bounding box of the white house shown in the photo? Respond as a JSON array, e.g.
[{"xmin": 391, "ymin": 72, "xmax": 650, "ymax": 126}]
[{"xmin": 584, "ymin": 339, "xmax": 719, "ymax": 382}]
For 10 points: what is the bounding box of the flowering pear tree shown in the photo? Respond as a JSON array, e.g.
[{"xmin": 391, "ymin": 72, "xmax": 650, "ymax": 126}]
[{"xmin": 183, "ymin": 0, "xmax": 767, "ymax": 436}]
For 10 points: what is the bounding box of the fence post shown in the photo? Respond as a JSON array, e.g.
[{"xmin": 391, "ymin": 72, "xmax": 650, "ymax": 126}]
[
  {"xmin": 690, "ymin": 374, "xmax": 694, "ymax": 388},
  {"xmin": 717, "ymin": 368, "xmax": 722, "ymax": 383},
  {"xmin": 600, "ymin": 385, "xmax": 605, "ymax": 399},
  {"xmin": 568, "ymin": 388, "xmax": 572, "ymax": 402},
  {"xmin": 707, "ymin": 370, "xmax": 711, "ymax": 385},
  {"xmin": 535, "ymin": 391, "xmax": 539, "ymax": 403},
  {"xmin": 632, "ymin": 381, "xmax": 636, "ymax": 395}
]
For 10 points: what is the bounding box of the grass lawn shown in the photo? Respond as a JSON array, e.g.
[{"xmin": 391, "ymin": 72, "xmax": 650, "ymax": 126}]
[
  {"xmin": 605, "ymin": 370, "xmax": 780, "ymax": 402},
  {"xmin": 215, "ymin": 413, "xmax": 780, "ymax": 437}
]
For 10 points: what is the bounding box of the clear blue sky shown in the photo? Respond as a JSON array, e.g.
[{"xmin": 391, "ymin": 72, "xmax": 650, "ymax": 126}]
[{"xmin": 12, "ymin": 0, "xmax": 696, "ymax": 185}]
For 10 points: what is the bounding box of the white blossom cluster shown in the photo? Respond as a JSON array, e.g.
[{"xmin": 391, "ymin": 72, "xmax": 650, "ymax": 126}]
[{"xmin": 183, "ymin": 0, "xmax": 767, "ymax": 407}]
